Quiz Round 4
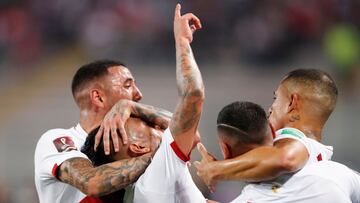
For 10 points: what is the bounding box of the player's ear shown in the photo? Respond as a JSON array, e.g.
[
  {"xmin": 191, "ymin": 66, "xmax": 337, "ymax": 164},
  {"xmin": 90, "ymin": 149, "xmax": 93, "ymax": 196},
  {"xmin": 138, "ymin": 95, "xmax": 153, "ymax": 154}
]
[
  {"xmin": 288, "ymin": 93, "xmax": 299, "ymax": 113},
  {"xmin": 219, "ymin": 139, "xmax": 232, "ymax": 159},
  {"xmin": 129, "ymin": 143, "xmax": 150, "ymax": 156},
  {"xmin": 90, "ymin": 89, "xmax": 105, "ymax": 109}
]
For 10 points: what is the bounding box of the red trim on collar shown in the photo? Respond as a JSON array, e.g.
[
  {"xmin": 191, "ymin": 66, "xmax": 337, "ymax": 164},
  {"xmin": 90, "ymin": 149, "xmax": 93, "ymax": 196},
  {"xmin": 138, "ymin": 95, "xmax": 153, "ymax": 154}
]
[
  {"xmin": 170, "ymin": 141, "xmax": 191, "ymax": 162},
  {"xmin": 52, "ymin": 164, "xmax": 59, "ymax": 179},
  {"xmin": 80, "ymin": 196, "xmax": 103, "ymax": 203}
]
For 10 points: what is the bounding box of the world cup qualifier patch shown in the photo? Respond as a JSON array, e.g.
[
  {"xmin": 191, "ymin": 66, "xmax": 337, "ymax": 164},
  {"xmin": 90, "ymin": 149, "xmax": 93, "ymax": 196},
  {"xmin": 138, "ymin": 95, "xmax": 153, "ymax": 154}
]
[{"xmin": 53, "ymin": 136, "xmax": 77, "ymax": 152}]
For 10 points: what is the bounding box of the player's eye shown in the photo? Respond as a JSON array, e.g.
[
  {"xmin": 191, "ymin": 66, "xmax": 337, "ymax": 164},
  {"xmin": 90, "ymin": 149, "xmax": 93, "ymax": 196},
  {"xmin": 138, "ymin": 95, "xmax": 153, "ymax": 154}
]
[{"xmin": 124, "ymin": 83, "xmax": 131, "ymax": 89}]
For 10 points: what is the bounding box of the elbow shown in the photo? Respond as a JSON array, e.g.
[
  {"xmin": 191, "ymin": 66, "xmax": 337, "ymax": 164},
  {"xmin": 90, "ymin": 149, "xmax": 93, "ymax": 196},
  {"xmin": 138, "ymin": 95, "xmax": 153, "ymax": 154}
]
[
  {"xmin": 184, "ymin": 87, "xmax": 205, "ymax": 101},
  {"xmin": 82, "ymin": 179, "xmax": 102, "ymax": 197}
]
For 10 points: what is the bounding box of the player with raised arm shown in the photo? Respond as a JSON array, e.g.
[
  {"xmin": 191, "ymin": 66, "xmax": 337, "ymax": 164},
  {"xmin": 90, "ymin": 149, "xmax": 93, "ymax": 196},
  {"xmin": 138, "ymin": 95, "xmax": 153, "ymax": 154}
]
[
  {"xmin": 83, "ymin": 4, "xmax": 206, "ymax": 203},
  {"xmin": 195, "ymin": 69, "xmax": 338, "ymax": 191},
  {"xmin": 34, "ymin": 60, "xmax": 172, "ymax": 203},
  {"xmin": 134, "ymin": 4, "xmax": 205, "ymax": 202}
]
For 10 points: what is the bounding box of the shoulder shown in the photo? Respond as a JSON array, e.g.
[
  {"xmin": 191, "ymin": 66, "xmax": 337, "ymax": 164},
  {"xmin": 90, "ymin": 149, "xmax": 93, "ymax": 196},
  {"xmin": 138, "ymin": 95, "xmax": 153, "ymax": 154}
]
[
  {"xmin": 35, "ymin": 127, "xmax": 77, "ymax": 154},
  {"xmin": 37, "ymin": 128, "xmax": 73, "ymax": 143},
  {"xmin": 299, "ymin": 161, "xmax": 354, "ymax": 183},
  {"xmin": 274, "ymin": 127, "xmax": 309, "ymax": 153}
]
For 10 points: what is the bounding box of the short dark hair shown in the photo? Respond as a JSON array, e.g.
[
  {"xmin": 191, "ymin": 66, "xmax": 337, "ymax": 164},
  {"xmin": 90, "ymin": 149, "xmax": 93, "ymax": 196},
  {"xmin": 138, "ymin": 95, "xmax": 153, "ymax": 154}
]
[
  {"xmin": 282, "ymin": 69, "xmax": 338, "ymax": 116},
  {"xmin": 81, "ymin": 126, "xmax": 115, "ymax": 166},
  {"xmin": 217, "ymin": 101, "xmax": 268, "ymax": 144},
  {"xmin": 71, "ymin": 60, "xmax": 126, "ymax": 97}
]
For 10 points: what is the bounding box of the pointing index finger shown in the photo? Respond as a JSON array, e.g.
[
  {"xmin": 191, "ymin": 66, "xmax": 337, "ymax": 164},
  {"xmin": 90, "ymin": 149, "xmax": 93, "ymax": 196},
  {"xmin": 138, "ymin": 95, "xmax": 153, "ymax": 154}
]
[
  {"xmin": 197, "ymin": 142, "xmax": 209, "ymax": 160},
  {"xmin": 174, "ymin": 3, "xmax": 181, "ymax": 19}
]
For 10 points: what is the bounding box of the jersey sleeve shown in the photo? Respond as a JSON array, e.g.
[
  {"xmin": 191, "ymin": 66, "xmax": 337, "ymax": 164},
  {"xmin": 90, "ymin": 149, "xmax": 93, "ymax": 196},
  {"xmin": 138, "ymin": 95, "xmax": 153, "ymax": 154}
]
[
  {"xmin": 274, "ymin": 128, "xmax": 310, "ymax": 155},
  {"xmin": 35, "ymin": 130, "xmax": 88, "ymax": 179},
  {"xmin": 134, "ymin": 128, "xmax": 205, "ymax": 203}
]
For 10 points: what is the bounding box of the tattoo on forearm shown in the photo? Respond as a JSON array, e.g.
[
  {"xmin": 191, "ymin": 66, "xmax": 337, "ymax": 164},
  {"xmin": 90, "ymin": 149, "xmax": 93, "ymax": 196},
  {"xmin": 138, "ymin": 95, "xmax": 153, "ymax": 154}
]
[
  {"xmin": 171, "ymin": 41, "xmax": 204, "ymax": 136},
  {"xmin": 133, "ymin": 103, "xmax": 172, "ymax": 130},
  {"xmin": 58, "ymin": 156, "xmax": 151, "ymax": 197}
]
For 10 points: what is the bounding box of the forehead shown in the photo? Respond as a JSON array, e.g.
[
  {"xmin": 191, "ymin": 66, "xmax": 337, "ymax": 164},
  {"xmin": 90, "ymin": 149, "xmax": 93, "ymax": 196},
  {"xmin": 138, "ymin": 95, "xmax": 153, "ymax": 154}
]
[
  {"xmin": 275, "ymin": 82, "xmax": 288, "ymax": 95},
  {"xmin": 107, "ymin": 66, "xmax": 134, "ymax": 81}
]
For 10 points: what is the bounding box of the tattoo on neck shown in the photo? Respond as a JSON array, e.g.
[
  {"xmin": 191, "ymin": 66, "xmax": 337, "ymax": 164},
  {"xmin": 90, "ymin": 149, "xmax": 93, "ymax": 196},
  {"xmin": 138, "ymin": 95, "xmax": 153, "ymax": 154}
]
[{"xmin": 289, "ymin": 115, "xmax": 300, "ymax": 122}]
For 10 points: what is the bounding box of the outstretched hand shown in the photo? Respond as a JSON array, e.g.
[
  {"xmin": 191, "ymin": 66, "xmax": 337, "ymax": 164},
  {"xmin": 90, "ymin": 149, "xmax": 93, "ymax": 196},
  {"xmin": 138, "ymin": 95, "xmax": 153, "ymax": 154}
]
[
  {"xmin": 174, "ymin": 3, "xmax": 202, "ymax": 44},
  {"xmin": 194, "ymin": 143, "xmax": 218, "ymax": 193}
]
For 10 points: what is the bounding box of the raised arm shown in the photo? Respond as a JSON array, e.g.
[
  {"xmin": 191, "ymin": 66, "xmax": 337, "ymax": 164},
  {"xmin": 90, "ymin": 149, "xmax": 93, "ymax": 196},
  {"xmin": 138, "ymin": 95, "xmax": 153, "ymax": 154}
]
[
  {"xmin": 95, "ymin": 99, "xmax": 172, "ymax": 155},
  {"xmin": 195, "ymin": 139, "xmax": 308, "ymax": 190},
  {"xmin": 170, "ymin": 4, "xmax": 204, "ymax": 156},
  {"xmin": 58, "ymin": 155, "xmax": 151, "ymax": 197}
]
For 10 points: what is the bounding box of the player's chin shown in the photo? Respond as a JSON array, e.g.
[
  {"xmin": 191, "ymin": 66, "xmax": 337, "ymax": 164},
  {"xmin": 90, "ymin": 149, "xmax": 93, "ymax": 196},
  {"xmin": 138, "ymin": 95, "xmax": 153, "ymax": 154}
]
[{"xmin": 268, "ymin": 115, "xmax": 278, "ymax": 130}]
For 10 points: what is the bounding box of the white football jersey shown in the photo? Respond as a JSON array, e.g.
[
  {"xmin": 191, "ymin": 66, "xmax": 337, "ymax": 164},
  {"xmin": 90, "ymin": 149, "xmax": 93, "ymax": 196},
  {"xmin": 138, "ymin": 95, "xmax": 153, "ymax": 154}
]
[
  {"xmin": 231, "ymin": 161, "xmax": 360, "ymax": 203},
  {"xmin": 34, "ymin": 124, "xmax": 89, "ymax": 203},
  {"xmin": 274, "ymin": 127, "xmax": 333, "ymax": 165},
  {"xmin": 132, "ymin": 128, "xmax": 206, "ymax": 203}
]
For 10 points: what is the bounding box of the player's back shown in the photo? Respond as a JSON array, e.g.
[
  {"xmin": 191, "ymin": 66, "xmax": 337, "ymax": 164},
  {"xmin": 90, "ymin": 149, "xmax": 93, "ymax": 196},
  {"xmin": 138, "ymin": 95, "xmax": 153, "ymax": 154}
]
[{"xmin": 232, "ymin": 161, "xmax": 360, "ymax": 203}]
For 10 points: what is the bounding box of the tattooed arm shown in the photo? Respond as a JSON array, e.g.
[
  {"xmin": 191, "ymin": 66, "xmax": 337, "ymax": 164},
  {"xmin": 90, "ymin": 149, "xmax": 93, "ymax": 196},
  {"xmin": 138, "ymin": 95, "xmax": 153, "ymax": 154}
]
[
  {"xmin": 58, "ymin": 155, "xmax": 151, "ymax": 197},
  {"xmin": 195, "ymin": 139, "xmax": 308, "ymax": 191},
  {"xmin": 170, "ymin": 4, "xmax": 204, "ymax": 156},
  {"xmin": 95, "ymin": 100, "xmax": 172, "ymax": 155},
  {"xmin": 117, "ymin": 100, "xmax": 172, "ymax": 130}
]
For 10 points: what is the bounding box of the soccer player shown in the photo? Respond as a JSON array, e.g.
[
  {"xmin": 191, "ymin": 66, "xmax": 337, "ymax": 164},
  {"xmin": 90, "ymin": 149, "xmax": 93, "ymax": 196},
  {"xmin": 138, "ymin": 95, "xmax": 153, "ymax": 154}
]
[
  {"xmin": 81, "ymin": 118, "xmax": 164, "ymax": 202},
  {"xmin": 34, "ymin": 60, "xmax": 172, "ymax": 203},
  {"xmin": 83, "ymin": 4, "xmax": 206, "ymax": 203},
  {"xmin": 197, "ymin": 101, "xmax": 360, "ymax": 202},
  {"xmin": 195, "ymin": 69, "xmax": 338, "ymax": 190}
]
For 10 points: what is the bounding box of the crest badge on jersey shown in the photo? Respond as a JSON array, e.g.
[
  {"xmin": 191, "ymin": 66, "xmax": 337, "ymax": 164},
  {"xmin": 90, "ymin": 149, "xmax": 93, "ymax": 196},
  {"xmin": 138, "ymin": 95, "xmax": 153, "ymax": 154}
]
[{"xmin": 53, "ymin": 136, "xmax": 77, "ymax": 152}]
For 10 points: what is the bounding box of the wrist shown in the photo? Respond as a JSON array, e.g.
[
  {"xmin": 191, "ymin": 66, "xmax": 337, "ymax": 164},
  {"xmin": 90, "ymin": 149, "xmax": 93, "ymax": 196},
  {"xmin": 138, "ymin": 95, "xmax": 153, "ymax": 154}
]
[
  {"xmin": 115, "ymin": 99, "xmax": 132, "ymax": 116},
  {"xmin": 175, "ymin": 37, "xmax": 190, "ymax": 45},
  {"xmin": 207, "ymin": 162, "xmax": 220, "ymax": 182}
]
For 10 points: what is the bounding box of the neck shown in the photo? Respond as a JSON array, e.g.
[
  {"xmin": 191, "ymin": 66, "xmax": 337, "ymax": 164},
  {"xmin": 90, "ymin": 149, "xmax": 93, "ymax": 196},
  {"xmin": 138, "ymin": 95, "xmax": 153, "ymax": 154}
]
[
  {"xmin": 286, "ymin": 120, "xmax": 323, "ymax": 141},
  {"xmin": 231, "ymin": 143, "xmax": 258, "ymax": 158},
  {"xmin": 79, "ymin": 109, "xmax": 105, "ymax": 133}
]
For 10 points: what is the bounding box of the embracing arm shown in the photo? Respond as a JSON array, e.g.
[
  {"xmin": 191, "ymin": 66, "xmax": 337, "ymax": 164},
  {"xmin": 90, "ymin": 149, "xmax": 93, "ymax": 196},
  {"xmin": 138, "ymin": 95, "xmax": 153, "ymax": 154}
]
[
  {"xmin": 197, "ymin": 139, "xmax": 308, "ymax": 184},
  {"xmin": 95, "ymin": 100, "xmax": 172, "ymax": 154},
  {"xmin": 170, "ymin": 4, "xmax": 204, "ymax": 156},
  {"xmin": 58, "ymin": 155, "xmax": 151, "ymax": 197},
  {"xmin": 112, "ymin": 100, "xmax": 172, "ymax": 130}
]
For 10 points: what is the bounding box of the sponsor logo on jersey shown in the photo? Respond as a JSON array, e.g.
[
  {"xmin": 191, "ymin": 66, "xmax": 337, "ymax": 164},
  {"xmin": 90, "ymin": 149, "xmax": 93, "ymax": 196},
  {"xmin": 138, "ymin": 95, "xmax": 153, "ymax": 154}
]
[{"xmin": 53, "ymin": 136, "xmax": 77, "ymax": 152}]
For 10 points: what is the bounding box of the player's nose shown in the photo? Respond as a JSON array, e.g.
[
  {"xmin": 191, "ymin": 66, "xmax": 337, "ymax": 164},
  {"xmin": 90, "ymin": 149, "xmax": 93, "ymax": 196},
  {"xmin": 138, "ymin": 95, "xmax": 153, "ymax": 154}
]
[{"xmin": 133, "ymin": 85, "xmax": 143, "ymax": 102}]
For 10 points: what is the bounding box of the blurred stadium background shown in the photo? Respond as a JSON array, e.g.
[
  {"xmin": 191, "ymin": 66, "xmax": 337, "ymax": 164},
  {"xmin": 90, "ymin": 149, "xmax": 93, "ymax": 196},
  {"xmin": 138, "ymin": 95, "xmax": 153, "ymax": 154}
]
[{"xmin": 0, "ymin": 0, "xmax": 359, "ymax": 202}]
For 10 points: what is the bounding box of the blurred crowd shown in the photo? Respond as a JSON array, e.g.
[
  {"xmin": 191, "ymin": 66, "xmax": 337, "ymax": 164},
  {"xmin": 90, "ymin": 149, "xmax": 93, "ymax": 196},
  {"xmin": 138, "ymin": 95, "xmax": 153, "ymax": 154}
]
[
  {"xmin": 0, "ymin": 0, "xmax": 360, "ymax": 202},
  {"xmin": 0, "ymin": 0, "xmax": 359, "ymax": 68}
]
